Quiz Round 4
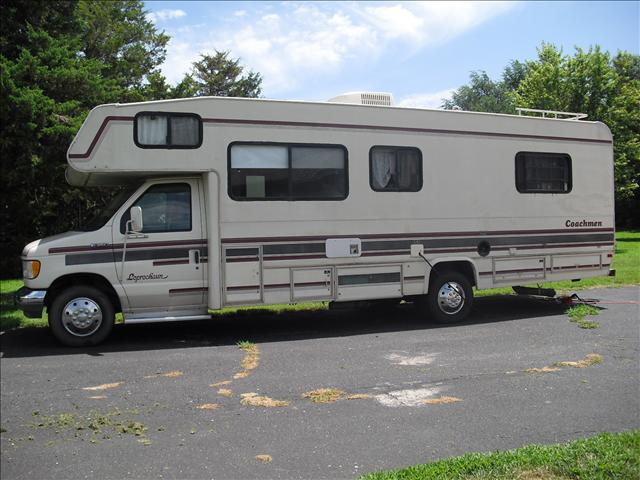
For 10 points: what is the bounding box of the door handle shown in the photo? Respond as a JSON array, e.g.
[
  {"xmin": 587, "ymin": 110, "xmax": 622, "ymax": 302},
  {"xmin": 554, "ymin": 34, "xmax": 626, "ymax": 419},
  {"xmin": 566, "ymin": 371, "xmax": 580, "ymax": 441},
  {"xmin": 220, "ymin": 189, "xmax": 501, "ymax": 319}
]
[{"xmin": 189, "ymin": 249, "xmax": 201, "ymax": 264}]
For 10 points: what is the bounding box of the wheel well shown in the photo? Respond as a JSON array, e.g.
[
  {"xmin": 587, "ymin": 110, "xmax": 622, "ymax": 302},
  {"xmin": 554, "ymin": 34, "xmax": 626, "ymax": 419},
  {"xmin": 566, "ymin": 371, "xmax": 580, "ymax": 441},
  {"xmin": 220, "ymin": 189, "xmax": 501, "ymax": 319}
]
[
  {"xmin": 44, "ymin": 274, "xmax": 122, "ymax": 313},
  {"xmin": 429, "ymin": 260, "xmax": 477, "ymax": 287}
]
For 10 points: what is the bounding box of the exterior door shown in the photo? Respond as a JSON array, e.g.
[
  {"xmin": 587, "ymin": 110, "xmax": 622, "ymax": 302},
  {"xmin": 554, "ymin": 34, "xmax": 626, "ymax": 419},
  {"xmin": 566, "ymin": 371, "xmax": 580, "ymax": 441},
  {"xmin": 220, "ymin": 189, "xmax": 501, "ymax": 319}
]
[{"xmin": 114, "ymin": 179, "xmax": 206, "ymax": 312}]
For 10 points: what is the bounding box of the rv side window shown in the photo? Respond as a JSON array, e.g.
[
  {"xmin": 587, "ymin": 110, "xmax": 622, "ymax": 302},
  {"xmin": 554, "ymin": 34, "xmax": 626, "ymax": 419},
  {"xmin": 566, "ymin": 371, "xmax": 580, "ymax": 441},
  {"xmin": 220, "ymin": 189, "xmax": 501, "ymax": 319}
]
[
  {"xmin": 134, "ymin": 112, "xmax": 202, "ymax": 149},
  {"xmin": 515, "ymin": 152, "xmax": 572, "ymax": 193},
  {"xmin": 120, "ymin": 183, "xmax": 192, "ymax": 233},
  {"xmin": 370, "ymin": 146, "xmax": 422, "ymax": 192},
  {"xmin": 229, "ymin": 143, "xmax": 348, "ymax": 201}
]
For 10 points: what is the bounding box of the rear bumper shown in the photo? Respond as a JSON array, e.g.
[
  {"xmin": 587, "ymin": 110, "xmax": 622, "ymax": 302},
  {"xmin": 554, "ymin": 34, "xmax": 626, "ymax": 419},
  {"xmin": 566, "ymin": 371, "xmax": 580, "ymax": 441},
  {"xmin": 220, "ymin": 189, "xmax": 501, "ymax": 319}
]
[{"xmin": 14, "ymin": 287, "xmax": 46, "ymax": 318}]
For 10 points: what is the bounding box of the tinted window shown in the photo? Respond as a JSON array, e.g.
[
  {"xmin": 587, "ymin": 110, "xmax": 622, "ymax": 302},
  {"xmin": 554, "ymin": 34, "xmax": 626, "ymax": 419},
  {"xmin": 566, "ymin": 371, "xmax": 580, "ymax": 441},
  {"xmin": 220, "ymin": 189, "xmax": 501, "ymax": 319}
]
[
  {"xmin": 135, "ymin": 112, "xmax": 202, "ymax": 149},
  {"xmin": 229, "ymin": 143, "xmax": 348, "ymax": 200},
  {"xmin": 291, "ymin": 147, "xmax": 346, "ymax": 199},
  {"xmin": 370, "ymin": 146, "xmax": 422, "ymax": 192},
  {"xmin": 516, "ymin": 152, "xmax": 572, "ymax": 193},
  {"xmin": 120, "ymin": 183, "xmax": 192, "ymax": 233}
]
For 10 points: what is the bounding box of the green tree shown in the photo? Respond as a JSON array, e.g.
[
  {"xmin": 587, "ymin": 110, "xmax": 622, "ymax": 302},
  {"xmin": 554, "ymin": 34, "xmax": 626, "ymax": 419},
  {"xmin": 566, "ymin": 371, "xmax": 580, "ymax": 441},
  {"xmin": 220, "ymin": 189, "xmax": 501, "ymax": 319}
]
[
  {"xmin": 442, "ymin": 60, "xmax": 528, "ymax": 113},
  {"xmin": 189, "ymin": 51, "xmax": 262, "ymax": 97},
  {"xmin": 76, "ymin": 0, "xmax": 169, "ymax": 96}
]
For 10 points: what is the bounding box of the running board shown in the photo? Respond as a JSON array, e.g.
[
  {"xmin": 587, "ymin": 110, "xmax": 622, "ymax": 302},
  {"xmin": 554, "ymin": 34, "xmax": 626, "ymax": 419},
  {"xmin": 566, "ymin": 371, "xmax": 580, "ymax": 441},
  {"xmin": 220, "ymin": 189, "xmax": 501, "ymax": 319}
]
[{"xmin": 125, "ymin": 314, "xmax": 211, "ymax": 325}]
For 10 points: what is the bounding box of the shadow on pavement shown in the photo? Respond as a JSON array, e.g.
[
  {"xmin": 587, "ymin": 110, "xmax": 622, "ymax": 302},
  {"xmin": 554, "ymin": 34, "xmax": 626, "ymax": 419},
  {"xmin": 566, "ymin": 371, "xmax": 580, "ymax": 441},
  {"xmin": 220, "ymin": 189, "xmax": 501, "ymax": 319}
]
[{"xmin": 0, "ymin": 295, "xmax": 567, "ymax": 359}]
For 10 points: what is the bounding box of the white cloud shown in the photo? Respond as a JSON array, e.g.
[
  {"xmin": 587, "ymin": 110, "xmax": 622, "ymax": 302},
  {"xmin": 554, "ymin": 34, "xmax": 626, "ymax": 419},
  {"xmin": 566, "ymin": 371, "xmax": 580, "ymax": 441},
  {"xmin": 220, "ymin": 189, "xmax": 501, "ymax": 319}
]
[
  {"xmin": 162, "ymin": 40, "xmax": 199, "ymax": 84},
  {"xmin": 147, "ymin": 9, "xmax": 186, "ymax": 23},
  {"xmin": 159, "ymin": 2, "xmax": 515, "ymax": 95},
  {"xmin": 398, "ymin": 88, "xmax": 456, "ymax": 109},
  {"xmin": 360, "ymin": 1, "xmax": 515, "ymax": 52}
]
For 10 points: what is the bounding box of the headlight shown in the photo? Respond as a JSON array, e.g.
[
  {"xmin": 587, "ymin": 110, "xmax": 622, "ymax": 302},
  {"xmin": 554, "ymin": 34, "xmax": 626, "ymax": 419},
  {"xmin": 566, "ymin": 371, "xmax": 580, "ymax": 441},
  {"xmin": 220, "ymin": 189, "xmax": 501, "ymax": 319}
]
[{"xmin": 23, "ymin": 260, "xmax": 41, "ymax": 279}]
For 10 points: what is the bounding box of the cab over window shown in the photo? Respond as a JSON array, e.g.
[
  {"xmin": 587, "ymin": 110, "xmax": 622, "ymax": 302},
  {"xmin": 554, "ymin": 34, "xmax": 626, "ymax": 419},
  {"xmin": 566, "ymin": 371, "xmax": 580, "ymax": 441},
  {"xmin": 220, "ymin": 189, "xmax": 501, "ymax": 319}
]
[{"xmin": 135, "ymin": 112, "xmax": 202, "ymax": 148}]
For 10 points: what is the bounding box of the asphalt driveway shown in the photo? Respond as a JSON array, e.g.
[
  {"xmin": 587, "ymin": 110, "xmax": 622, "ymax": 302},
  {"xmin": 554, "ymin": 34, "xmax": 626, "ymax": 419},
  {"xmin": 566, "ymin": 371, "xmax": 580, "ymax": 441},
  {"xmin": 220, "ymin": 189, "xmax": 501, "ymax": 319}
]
[{"xmin": 1, "ymin": 286, "xmax": 638, "ymax": 479}]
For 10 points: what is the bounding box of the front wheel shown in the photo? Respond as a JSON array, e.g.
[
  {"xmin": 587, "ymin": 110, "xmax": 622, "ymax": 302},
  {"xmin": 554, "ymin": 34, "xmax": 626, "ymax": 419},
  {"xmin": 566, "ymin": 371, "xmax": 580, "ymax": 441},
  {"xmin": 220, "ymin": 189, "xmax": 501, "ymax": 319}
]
[
  {"xmin": 423, "ymin": 271, "xmax": 473, "ymax": 324},
  {"xmin": 48, "ymin": 286, "xmax": 115, "ymax": 347}
]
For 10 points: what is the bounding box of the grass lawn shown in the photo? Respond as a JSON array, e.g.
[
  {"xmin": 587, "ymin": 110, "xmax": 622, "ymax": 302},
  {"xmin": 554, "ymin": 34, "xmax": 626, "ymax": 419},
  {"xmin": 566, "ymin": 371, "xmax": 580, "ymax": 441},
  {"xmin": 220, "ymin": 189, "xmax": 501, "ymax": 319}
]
[
  {"xmin": 0, "ymin": 279, "xmax": 48, "ymax": 330},
  {"xmin": 359, "ymin": 430, "xmax": 639, "ymax": 480},
  {"xmin": 1, "ymin": 231, "xmax": 637, "ymax": 331}
]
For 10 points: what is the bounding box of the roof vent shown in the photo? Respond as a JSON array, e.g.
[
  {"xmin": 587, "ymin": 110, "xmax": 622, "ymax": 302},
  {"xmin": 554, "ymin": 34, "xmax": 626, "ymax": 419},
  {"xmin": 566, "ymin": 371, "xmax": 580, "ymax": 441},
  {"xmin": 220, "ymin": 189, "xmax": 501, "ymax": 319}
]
[{"xmin": 328, "ymin": 92, "xmax": 395, "ymax": 107}]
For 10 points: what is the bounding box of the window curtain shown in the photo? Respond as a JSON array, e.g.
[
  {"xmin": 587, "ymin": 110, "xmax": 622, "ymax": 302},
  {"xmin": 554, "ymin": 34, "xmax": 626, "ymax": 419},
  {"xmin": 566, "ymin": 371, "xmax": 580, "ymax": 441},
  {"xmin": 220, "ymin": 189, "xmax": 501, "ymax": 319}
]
[
  {"xmin": 138, "ymin": 115, "xmax": 168, "ymax": 145},
  {"xmin": 371, "ymin": 150, "xmax": 396, "ymax": 189}
]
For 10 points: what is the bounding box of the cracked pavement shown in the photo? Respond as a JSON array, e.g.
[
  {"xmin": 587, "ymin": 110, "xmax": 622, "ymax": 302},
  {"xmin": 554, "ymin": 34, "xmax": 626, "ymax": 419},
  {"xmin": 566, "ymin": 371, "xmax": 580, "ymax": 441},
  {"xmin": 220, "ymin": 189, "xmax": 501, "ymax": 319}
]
[{"xmin": 1, "ymin": 286, "xmax": 639, "ymax": 479}]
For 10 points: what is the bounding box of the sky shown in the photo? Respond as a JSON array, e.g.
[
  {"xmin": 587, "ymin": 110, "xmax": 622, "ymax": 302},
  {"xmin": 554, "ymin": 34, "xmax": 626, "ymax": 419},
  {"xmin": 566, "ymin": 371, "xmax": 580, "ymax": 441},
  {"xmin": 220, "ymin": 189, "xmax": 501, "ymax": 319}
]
[{"xmin": 143, "ymin": 1, "xmax": 639, "ymax": 108}]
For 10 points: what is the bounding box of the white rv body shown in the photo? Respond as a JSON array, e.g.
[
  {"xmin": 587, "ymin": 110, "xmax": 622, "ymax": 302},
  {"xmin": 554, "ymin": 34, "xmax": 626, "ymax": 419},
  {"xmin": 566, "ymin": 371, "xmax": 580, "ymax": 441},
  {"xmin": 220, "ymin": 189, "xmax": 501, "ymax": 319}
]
[{"xmin": 17, "ymin": 96, "xmax": 615, "ymax": 345}]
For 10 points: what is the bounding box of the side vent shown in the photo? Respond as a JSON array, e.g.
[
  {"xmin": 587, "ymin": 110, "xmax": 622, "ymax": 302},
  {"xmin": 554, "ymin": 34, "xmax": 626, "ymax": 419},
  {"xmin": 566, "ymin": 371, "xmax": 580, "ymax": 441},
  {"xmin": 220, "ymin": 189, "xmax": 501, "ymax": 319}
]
[{"xmin": 328, "ymin": 92, "xmax": 395, "ymax": 107}]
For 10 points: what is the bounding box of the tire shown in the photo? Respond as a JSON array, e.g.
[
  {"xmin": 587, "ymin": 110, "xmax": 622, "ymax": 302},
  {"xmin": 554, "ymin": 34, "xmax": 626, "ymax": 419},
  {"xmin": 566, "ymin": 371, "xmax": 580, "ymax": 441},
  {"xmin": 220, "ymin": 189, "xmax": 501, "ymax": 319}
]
[
  {"xmin": 48, "ymin": 285, "xmax": 115, "ymax": 347},
  {"xmin": 424, "ymin": 270, "xmax": 473, "ymax": 324}
]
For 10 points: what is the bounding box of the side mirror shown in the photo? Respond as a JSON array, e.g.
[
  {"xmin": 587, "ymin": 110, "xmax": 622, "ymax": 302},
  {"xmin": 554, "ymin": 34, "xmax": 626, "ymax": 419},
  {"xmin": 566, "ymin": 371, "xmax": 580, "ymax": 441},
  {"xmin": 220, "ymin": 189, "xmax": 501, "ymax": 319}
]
[{"xmin": 129, "ymin": 206, "xmax": 143, "ymax": 233}]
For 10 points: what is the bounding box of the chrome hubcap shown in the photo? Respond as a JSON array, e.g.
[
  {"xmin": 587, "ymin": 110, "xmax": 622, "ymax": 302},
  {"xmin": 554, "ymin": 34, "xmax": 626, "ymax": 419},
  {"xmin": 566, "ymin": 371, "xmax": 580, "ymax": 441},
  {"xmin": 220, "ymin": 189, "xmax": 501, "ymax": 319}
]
[
  {"xmin": 437, "ymin": 282, "xmax": 465, "ymax": 315},
  {"xmin": 62, "ymin": 297, "xmax": 102, "ymax": 337}
]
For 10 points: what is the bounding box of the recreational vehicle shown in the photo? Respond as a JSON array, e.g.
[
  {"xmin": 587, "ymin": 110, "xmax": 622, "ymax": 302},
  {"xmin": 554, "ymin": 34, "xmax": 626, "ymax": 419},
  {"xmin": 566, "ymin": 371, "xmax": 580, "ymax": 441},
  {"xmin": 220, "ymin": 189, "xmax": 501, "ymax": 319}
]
[{"xmin": 15, "ymin": 93, "xmax": 615, "ymax": 346}]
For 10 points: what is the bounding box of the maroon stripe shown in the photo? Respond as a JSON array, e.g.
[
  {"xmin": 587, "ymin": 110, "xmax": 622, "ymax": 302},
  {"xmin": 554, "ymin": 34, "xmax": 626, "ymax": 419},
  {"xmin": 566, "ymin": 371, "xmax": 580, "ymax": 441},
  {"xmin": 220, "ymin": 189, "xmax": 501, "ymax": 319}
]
[
  {"xmin": 221, "ymin": 228, "xmax": 614, "ymax": 244},
  {"xmin": 49, "ymin": 238, "xmax": 207, "ymax": 254},
  {"xmin": 68, "ymin": 116, "xmax": 134, "ymax": 159},
  {"xmin": 202, "ymin": 117, "xmax": 611, "ymax": 145},
  {"xmin": 516, "ymin": 242, "xmax": 613, "ymax": 250},
  {"xmin": 228, "ymin": 281, "xmax": 330, "ymax": 291},
  {"xmin": 153, "ymin": 259, "xmax": 189, "ymax": 266},
  {"xmin": 553, "ymin": 263, "xmax": 605, "ymax": 271},
  {"xmin": 263, "ymin": 254, "xmax": 327, "ymax": 261},
  {"xmin": 293, "ymin": 281, "xmax": 328, "ymax": 288},
  {"xmin": 225, "ymin": 242, "xmax": 613, "ymax": 263},
  {"xmin": 480, "ymin": 267, "xmax": 547, "ymax": 276},
  {"xmin": 168, "ymin": 287, "xmax": 208, "ymax": 294},
  {"xmin": 227, "ymin": 285, "xmax": 260, "ymax": 291},
  {"xmin": 226, "ymin": 257, "xmax": 260, "ymax": 263},
  {"xmin": 480, "ymin": 263, "xmax": 609, "ymax": 276}
]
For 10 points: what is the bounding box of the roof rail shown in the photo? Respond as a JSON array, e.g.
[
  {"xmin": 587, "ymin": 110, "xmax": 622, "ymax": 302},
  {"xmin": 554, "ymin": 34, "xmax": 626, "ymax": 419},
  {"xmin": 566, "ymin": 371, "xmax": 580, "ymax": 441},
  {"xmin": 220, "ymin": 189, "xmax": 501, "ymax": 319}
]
[{"xmin": 516, "ymin": 107, "xmax": 587, "ymax": 120}]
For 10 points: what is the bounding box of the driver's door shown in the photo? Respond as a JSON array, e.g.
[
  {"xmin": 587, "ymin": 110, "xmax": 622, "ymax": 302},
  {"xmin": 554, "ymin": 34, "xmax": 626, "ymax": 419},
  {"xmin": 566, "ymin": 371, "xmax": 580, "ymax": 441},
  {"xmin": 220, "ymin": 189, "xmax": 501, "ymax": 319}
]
[{"xmin": 114, "ymin": 180, "xmax": 206, "ymax": 312}]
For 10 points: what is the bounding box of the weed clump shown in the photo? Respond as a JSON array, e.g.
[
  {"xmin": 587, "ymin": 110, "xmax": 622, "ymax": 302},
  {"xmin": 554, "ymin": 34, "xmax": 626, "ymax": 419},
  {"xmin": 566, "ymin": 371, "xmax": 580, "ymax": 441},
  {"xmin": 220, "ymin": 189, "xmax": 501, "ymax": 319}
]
[{"xmin": 302, "ymin": 388, "xmax": 345, "ymax": 403}]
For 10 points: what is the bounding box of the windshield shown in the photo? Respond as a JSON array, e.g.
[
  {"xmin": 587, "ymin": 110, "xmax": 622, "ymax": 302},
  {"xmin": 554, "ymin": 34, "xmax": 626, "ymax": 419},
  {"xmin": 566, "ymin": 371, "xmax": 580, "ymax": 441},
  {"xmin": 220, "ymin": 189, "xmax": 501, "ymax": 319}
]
[{"xmin": 76, "ymin": 183, "xmax": 142, "ymax": 232}]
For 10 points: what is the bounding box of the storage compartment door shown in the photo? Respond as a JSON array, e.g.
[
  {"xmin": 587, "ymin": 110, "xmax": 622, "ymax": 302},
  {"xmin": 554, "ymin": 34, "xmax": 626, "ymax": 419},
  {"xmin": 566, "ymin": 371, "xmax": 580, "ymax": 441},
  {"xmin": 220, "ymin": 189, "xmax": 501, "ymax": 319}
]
[
  {"xmin": 493, "ymin": 257, "xmax": 546, "ymax": 283},
  {"xmin": 337, "ymin": 265, "xmax": 402, "ymax": 301},
  {"xmin": 291, "ymin": 268, "xmax": 333, "ymax": 301},
  {"xmin": 223, "ymin": 246, "xmax": 261, "ymax": 305}
]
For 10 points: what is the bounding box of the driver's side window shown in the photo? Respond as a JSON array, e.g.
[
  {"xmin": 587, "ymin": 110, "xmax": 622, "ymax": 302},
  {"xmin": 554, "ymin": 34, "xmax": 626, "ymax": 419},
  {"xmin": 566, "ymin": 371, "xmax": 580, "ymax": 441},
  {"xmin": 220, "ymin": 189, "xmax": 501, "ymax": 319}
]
[{"xmin": 120, "ymin": 183, "xmax": 192, "ymax": 233}]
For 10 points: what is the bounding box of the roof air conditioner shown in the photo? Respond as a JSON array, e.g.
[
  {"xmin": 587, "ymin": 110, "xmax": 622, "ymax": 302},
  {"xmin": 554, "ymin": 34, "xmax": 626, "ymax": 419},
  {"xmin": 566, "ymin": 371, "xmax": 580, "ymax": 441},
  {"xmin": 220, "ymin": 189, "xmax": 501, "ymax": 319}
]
[{"xmin": 327, "ymin": 92, "xmax": 395, "ymax": 107}]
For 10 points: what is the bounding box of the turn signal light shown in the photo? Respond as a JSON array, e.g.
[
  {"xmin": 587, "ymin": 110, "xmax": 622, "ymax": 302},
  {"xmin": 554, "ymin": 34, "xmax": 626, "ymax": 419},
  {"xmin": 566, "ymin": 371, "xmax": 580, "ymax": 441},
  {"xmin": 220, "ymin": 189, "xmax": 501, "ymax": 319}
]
[{"xmin": 23, "ymin": 260, "xmax": 41, "ymax": 279}]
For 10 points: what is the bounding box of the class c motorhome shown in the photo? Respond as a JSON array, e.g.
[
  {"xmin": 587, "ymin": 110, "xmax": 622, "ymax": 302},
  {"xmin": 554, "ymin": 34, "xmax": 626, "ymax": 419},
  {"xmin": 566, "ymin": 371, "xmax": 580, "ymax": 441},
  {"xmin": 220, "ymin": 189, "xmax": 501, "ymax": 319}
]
[{"xmin": 15, "ymin": 93, "xmax": 616, "ymax": 346}]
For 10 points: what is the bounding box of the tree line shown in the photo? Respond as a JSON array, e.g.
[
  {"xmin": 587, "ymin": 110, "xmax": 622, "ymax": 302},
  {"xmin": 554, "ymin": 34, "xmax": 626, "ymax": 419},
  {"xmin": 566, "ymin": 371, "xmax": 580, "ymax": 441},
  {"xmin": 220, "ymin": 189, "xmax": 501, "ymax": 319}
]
[{"xmin": 1, "ymin": 1, "xmax": 637, "ymax": 278}]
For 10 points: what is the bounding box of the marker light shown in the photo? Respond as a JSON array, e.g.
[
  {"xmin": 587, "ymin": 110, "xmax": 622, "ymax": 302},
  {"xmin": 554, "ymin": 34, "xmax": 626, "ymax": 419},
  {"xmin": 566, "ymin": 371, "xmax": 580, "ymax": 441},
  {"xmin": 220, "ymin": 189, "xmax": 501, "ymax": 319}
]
[{"xmin": 23, "ymin": 260, "xmax": 41, "ymax": 279}]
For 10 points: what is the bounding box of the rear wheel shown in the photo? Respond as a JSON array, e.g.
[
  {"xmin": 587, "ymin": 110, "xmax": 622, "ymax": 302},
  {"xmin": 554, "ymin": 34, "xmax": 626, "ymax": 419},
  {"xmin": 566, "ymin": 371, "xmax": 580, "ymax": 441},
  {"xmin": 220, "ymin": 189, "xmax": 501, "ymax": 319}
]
[
  {"xmin": 424, "ymin": 270, "xmax": 473, "ymax": 323},
  {"xmin": 48, "ymin": 286, "xmax": 115, "ymax": 347}
]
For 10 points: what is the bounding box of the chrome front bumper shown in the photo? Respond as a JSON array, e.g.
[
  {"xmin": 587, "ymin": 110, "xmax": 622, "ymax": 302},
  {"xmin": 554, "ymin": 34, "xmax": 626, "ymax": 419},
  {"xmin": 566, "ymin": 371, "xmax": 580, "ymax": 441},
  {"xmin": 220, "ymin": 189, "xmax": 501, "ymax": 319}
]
[{"xmin": 14, "ymin": 287, "xmax": 46, "ymax": 318}]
